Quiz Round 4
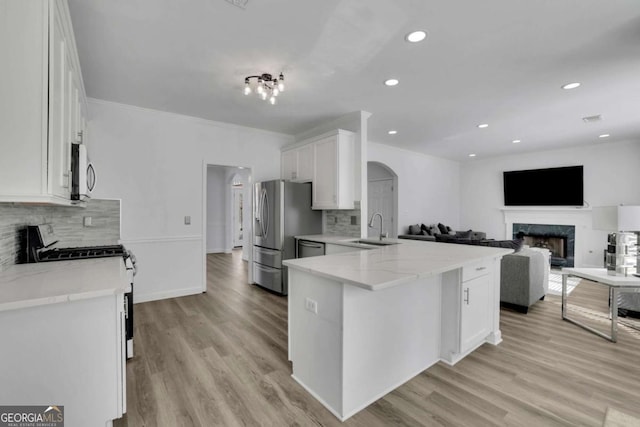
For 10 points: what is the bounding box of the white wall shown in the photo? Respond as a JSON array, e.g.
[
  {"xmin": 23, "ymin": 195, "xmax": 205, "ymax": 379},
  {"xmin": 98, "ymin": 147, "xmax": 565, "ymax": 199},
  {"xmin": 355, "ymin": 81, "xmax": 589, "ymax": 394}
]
[
  {"xmin": 460, "ymin": 139, "xmax": 640, "ymax": 266},
  {"xmin": 87, "ymin": 99, "xmax": 291, "ymax": 302},
  {"xmin": 368, "ymin": 142, "xmax": 461, "ymax": 235}
]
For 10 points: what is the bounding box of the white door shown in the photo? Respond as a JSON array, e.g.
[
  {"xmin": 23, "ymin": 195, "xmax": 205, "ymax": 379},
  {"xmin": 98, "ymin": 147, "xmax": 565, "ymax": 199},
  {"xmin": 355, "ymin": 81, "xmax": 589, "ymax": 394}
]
[
  {"xmin": 232, "ymin": 187, "xmax": 243, "ymax": 247},
  {"xmin": 367, "ymin": 179, "xmax": 394, "ymax": 238}
]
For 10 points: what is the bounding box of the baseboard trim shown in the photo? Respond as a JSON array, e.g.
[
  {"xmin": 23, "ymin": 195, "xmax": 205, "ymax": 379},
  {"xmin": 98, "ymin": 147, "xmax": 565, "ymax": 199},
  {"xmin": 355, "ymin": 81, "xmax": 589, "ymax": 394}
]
[
  {"xmin": 207, "ymin": 248, "xmax": 227, "ymax": 254},
  {"xmin": 134, "ymin": 286, "xmax": 202, "ymax": 303}
]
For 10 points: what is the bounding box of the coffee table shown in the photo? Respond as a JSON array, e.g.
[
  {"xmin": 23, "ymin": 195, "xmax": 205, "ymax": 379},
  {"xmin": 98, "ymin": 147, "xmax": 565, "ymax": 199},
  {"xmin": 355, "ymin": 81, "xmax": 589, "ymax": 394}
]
[{"xmin": 561, "ymin": 268, "xmax": 640, "ymax": 342}]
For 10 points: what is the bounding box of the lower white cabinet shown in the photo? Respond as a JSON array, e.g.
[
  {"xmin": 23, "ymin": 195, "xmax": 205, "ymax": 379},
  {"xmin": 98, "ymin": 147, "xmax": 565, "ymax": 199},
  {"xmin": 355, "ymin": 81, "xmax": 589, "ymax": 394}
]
[
  {"xmin": 0, "ymin": 293, "xmax": 126, "ymax": 426},
  {"xmin": 440, "ymin": 259, "xmax": 496, "ymax": 364},
  {"xmin": 460, "ymin": 273, "xmax": 490, "ymax": 353}
]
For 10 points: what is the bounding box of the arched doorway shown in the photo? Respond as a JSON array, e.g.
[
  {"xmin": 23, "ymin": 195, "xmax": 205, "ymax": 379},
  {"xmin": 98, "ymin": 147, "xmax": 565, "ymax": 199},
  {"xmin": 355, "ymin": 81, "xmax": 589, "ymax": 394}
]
[{"xmin": 367, "ymin": 161, "xmax": 398, "ymax": 238}]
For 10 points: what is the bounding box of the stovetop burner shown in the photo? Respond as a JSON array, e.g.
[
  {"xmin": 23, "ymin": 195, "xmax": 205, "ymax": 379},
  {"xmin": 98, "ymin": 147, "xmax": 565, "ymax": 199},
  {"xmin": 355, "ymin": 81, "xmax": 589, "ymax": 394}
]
[{"xmin": 38, "ymin": 245, "xmax": 126, "ymax": 261}]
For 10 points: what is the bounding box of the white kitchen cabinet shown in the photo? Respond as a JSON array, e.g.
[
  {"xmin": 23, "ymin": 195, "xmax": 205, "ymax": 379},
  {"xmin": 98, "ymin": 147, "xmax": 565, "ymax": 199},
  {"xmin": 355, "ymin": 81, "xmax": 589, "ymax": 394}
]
[
  {"xmin": 312, "ymin": 130, "xmax": 355, "ymax": 210},
  {"xmin": 0, "ymin": 258, "xmax": 128, "ymax": 426},
  {"xmin": 0, "ymin": 0, "xmax": 88, "ymax": 205},
  {"xmin": 460, "ymin": 273, "xmax": 491, "ymax": 352},
  {"xmin": 440, "ymin": 258, "xmax": 496, "ymax": 364},
  {"xmin": 281, "ymin": 143, "xmax": 314, "ymax": 182},
  {"xmin": 281, "ymin": 149, "xmax": 298, "ymax": 181}
]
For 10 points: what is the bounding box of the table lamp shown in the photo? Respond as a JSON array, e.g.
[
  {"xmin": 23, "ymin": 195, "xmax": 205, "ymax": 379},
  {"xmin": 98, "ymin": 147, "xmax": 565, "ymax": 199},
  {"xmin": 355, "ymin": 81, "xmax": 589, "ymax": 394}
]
[{"xmin": 592, "ymin": 205, "xmax": 640, "ymax": 277}]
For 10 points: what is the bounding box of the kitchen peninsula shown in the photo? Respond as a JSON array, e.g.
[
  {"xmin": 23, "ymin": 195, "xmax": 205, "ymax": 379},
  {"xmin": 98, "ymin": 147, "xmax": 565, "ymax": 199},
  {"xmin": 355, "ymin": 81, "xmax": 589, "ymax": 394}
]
[{"xmin": 283, "ymin": 240, "xmax": 513, "ymax": 421}]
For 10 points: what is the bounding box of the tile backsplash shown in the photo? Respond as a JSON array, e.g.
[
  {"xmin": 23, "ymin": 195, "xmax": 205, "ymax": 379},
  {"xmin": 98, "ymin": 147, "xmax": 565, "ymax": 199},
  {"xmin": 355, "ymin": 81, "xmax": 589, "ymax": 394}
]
[
  {"xmin": 0, "ymin": 199, "xmax": 120, "ymax": 271},
  {"xmin": 324, "ymin": 201, "xmax": 361, "ymax": 237}
]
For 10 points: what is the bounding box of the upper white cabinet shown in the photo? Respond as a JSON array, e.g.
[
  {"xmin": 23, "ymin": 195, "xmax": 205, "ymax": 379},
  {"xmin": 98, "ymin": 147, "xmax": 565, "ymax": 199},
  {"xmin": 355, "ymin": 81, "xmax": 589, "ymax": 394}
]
[
  {"xmin": 281, "ymin": 129, "xmax": 355, "ymax": 210},
  {"xmin": 0, "ymin": 0, "xmax": 88, "ymax": 205},
  {"xmin": 281, "ymin": 143, "xmax": 314, "ymax": 183},
  {"xmin": 312, "ymin": 131, "xmax": 354, "ymax": 210}
]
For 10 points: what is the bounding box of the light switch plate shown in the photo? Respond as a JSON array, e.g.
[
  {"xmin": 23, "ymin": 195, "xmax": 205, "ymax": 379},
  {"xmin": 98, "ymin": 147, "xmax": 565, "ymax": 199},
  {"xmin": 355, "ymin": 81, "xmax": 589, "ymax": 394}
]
[
  {"xmin": 305, "ymin": 297, "xmax": 318, "ymax": 314},
  {"xmin": 184, "ymin": 216, "xmax": 191, "ymax": 225}
]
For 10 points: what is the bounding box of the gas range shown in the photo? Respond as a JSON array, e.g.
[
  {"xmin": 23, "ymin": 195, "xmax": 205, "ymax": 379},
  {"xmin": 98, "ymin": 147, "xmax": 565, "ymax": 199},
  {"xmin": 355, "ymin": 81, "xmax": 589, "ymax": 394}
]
[{"xmin": 20, "ymin": 225, "xmax": 136, "ymax": 359}]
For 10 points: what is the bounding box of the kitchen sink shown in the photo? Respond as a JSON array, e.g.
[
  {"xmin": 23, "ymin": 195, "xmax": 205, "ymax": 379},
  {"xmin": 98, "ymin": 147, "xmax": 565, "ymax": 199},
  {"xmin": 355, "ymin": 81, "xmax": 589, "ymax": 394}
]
[{"xmin": 352, "ymin": 239, "xmax": 398, "ymax": 246}]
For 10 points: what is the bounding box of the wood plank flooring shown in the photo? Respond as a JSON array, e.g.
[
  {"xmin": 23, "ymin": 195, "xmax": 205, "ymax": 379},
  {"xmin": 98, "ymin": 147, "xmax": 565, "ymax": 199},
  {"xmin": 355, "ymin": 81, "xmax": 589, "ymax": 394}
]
[{"xmin": 115, "ymin": 251, "xmax": 640, "ymax": 426}]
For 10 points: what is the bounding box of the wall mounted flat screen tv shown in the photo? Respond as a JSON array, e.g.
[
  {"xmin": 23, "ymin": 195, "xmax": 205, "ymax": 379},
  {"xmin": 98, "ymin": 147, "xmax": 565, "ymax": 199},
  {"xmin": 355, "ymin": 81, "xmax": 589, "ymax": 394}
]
[{"xmin": 503, "ymin": 166, "xmax": 584, "ymax": 206}]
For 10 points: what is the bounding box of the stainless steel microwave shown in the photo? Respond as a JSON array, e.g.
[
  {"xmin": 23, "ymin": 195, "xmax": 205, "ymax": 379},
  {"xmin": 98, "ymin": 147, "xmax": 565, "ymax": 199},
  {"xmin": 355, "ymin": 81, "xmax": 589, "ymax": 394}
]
[{"xmin": 71, "ymin": 143, "xmax": 96, "ymax": 201}]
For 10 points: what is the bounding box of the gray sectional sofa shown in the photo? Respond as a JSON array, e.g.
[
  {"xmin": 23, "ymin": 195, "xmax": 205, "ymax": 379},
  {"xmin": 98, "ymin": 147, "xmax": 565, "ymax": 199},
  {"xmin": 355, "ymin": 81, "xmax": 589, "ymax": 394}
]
[{"xmin": 399, "ymin": 224, "xmax": 550, "ymax": 313}]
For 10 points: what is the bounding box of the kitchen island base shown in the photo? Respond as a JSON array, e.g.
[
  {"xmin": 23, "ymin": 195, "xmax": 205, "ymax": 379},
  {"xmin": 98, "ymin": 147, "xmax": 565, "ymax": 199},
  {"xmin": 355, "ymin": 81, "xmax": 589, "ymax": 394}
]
[{"xmin": 287, "ymin": 255, "xmax": 503, "ymax": 421}]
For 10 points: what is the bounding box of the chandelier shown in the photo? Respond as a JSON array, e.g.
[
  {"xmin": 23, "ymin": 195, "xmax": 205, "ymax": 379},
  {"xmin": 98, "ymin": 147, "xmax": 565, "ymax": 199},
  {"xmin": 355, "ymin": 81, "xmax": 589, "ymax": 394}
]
[{"xmin": 243, "ymin": 73, "xmax": 285, "ymax": 105}]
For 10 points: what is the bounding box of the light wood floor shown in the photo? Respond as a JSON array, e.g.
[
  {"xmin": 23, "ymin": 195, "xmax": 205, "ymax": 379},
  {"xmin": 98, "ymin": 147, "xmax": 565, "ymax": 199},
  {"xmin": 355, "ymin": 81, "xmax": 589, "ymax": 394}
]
[{"xmin": 115, "ymin": 251, "xmax": 640, "ymax": 426}]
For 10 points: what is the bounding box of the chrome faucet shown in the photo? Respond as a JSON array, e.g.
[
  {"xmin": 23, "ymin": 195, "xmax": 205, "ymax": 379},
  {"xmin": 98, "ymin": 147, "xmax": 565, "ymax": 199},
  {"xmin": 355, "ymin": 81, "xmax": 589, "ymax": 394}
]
[{"xmin": 368, "ymin": 212, "xmax": 385, "ymax": 241}]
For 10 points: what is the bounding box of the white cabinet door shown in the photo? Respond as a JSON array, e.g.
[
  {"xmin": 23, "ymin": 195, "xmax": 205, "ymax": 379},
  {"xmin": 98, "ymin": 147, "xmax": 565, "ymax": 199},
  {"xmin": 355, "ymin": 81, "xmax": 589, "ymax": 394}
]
[
  {"xmin": 49, "ymin": 6, "xmax": 70, "ymax": 198},
  {"xmin": 296, "ymin": 143, "xmax": 314, "ymax": 182},
  {"xmin": 0, "ymin": 0, "xmax": 85, "ymax": 205},
  {"xmin": 281, "ymin": 149, "xmax": 297, "ymax": 181},
  {"xmin": 312, "ymin": 136, "xmax": 338, "ymax": 209},
  {"xmin": 460, "ymin": 274, "xmax": 490, "ymax": 352}
]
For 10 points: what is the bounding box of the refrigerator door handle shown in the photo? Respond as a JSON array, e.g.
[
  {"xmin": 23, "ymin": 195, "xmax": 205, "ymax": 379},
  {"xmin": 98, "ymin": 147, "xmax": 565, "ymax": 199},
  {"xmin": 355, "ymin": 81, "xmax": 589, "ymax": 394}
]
[
  {"xmin": 259, "ymin": 188, "xmax": 267, "ymax": 237},
  {"xmin": 263, "ymin": 189, "xmax": 270, "ymax": 239}
]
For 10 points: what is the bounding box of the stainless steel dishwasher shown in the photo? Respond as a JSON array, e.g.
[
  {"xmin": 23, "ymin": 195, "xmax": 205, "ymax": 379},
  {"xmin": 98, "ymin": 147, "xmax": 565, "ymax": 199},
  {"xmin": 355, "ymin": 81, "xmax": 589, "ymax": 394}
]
[{"xmin": 297, "ymin": 240, "xmax": 325, "ymax": 258}]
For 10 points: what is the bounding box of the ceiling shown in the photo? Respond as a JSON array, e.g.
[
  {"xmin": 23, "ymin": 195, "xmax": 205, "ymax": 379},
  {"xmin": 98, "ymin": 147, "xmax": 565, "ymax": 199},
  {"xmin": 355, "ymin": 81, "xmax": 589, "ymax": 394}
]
[{"xmin": 68, "ymin": 0, "xmax": 640, "ymax": 161}]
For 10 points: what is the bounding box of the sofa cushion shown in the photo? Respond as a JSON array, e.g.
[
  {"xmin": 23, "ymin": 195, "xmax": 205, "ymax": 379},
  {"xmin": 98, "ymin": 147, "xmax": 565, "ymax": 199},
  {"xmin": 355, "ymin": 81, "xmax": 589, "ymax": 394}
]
[
  {"xmin": 408, "ymin": 224, "xmax": 422, "ymax": 235},
  {"xmin": 480, "ymin": 239, "xmax": 524, "ymax": 251},
  {"xmin": 455, "ymin": 230, "xmax": 473, "ymax": 239}
]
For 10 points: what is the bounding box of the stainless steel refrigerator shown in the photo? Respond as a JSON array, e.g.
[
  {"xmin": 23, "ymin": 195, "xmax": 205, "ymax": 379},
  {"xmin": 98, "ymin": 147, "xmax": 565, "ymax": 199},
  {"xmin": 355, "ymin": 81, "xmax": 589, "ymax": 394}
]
[{"xmin": 253, "ymin": 180, "xmax": 322, "ymax": 295}]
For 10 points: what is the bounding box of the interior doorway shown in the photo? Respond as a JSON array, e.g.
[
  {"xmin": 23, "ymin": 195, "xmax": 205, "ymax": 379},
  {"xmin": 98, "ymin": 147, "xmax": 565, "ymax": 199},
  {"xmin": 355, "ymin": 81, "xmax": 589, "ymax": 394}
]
[
  {"xmin": 367, "ymin": 161, "xmax": 398, "ymax": 238},
  {"xmin": 232, "ymin": 181, "xmax": 244, "ymax": 248},
  {"xmin": 205, "ymin": 165, "xmax": 251, "ymax": 260}
]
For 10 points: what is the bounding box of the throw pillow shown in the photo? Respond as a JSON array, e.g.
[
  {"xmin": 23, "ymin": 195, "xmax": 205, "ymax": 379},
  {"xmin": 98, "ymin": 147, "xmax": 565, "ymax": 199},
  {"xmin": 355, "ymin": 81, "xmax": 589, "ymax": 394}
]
[
  {"xmin": 437, "ymin": 223, "xmax": 448, "ymax": 234},
  {"xmin": 408, "ymin": 224, "xmax": 422, "ymax": 235},
  {"xmin": 429, "ymin": 225, "xmax": 439, "ymax": 235},
  {"xmin": 420, "ymin": 223, "xmax": 431, "ymax": 235}
]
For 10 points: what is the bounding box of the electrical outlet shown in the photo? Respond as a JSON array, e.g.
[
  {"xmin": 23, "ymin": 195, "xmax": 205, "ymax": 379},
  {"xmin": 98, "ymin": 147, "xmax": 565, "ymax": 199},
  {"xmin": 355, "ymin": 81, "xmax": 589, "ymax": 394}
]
[
  {"xmin": 184, "ymin": 216, "xmax": 191, "ymax": 225},
  {"xmin": 83, "ymin": 216, "xmax": 92, "ymax": 227},
  {"xmin": 305, "ymin": 297, "xmax": 318, "ymax": 314}
]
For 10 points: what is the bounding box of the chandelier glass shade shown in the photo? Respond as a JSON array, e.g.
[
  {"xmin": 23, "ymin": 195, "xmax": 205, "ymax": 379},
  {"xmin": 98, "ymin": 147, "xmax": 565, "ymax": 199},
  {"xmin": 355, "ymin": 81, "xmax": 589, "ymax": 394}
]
[{"xmin": 244, "ymin": 73, "xmax": 284, "ymax": 105}]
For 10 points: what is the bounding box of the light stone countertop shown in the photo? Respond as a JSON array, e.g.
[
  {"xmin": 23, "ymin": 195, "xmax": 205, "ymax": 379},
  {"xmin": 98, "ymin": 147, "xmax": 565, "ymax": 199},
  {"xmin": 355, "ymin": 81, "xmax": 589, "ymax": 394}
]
[
  {"xmin": 284, "ymin": 239, "xmax": 513, "ymax": 291},
  {"xmin": 0, "ymin": 257, "xmax": 129, "ymax": 312}
]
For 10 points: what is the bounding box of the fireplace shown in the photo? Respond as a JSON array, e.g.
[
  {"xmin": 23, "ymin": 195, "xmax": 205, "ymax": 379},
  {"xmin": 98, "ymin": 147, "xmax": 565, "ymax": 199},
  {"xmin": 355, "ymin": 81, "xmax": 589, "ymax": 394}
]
[{"xmin": 513, "ymin": 223, "xmax": 575, "ymax": 267}]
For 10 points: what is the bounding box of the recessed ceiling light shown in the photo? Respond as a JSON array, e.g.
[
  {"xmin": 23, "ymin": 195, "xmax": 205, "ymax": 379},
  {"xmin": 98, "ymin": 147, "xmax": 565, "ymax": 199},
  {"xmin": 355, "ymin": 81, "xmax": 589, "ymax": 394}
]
[
  {"xmin": 562, "ymin": 82, "xmax": 581, "ymax": 90},
  {"xmin": 384, "ymin": 78, "xmax": 399, "ymax": 86},
  {"xmin": 405, "ymin": 30, "xmax": 427, "ymax": 43},
  {"xmin": 477, "ymin": 123, "xmax": 489, "ymax": 129},
  {"xmin": 469, "ymin": 153, "xmax": 476, "ymax": 157},
  {"xmin": 512, "ymin": 139, "xmax": 521, "ymax": 144},
  {"xmin": 599, "ymin": 134, "xmax": 610, "ymax": 138},
  {"xmin": 388, "ymin": 130, "xmax": 398, "ymax": 135}
]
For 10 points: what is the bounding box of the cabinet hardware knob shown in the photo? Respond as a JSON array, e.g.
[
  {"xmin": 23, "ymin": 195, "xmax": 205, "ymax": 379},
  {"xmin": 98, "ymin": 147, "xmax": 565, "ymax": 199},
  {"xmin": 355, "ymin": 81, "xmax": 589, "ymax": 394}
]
[
  {"xmin": 464, "ymin": 288, "xmax": 470, "ymax": 304},
  {"xmin": 476, "ymin": 266, "xmax": 487, "ymax": 271}
]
